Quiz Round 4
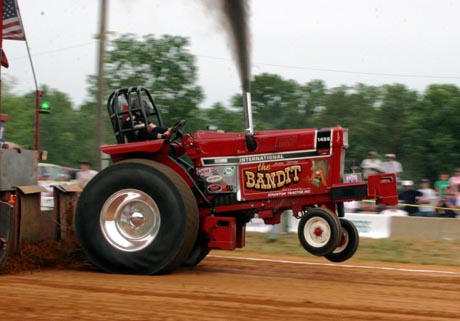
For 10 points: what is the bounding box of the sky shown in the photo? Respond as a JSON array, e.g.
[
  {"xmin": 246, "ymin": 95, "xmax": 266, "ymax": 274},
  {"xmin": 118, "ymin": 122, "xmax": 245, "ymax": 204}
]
[{"xmin": 3, "ymin": 0, "xmax": 460, "ymax": 109}]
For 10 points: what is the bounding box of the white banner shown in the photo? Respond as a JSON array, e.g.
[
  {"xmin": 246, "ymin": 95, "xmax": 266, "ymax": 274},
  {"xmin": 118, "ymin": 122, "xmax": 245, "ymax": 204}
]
[
  {"xmin": 247, "ymin": 212, "xmax": 391, "ymax": 239},
  {"xmin": 344, "ymin": 213, "xmax": 391, "ymax": 239}
]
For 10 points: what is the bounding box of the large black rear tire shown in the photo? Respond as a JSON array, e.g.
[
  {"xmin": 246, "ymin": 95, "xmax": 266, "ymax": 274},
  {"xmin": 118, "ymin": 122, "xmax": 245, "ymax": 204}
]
[
  {"xmin": 75, "ymin": 159, "xmax": 198, "ymax": 275},
  {"xmin": 181, "ymin": 233, "xmax": 211, "ymax": 267}
]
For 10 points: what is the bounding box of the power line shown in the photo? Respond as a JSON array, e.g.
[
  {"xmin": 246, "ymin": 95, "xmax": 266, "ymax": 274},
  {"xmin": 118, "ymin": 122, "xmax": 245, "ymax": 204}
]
[
  {"xmin": 9, "ymin": 41, "xmax": 95, "ymax": 61},
  {"xmin": 7, "ymin": 43, "xmax": 460, "ymax": 81},
  {"xmin": 196, "ymin": 54, "xmax": 460, "ymax": 80}
]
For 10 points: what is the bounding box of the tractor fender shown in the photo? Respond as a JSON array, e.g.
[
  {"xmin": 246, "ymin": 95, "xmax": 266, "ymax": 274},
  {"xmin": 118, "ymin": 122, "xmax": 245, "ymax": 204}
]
[
  {"xmin": 100, "ymin": 140, "xmax": 165, "ymax": 157},
  {"xmin": 100, "ymin": 141, "xmax": 197, "ymax": 192}
]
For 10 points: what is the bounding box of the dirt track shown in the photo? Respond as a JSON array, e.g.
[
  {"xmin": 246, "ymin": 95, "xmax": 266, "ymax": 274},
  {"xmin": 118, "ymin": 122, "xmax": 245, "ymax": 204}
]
[{"xmin": 1, "ymin": 252, "xmax": 459, "ymax": 321}]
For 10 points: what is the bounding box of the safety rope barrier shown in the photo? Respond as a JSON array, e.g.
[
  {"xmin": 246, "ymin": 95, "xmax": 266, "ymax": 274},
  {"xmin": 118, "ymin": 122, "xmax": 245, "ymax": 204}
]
[{"xmin": 360, "ymin": 199, "xmax": 460, "ymax": 212}]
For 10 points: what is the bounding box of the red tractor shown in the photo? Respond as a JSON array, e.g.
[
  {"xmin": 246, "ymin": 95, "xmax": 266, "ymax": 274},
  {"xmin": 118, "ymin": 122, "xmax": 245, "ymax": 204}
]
[{"xmin": 75, "ymin": 86, "xmax": 398, "ymax": 275}]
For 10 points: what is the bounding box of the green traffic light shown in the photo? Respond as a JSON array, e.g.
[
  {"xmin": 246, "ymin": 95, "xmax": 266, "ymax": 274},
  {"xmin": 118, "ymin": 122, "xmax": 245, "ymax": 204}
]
[
  {"xmin": 40, "ymin": 101, "xmax": 51, "ymax": 114},
  {"xmin": 41, "ymin": 101, "xmax": 50, "ymax": 110}
]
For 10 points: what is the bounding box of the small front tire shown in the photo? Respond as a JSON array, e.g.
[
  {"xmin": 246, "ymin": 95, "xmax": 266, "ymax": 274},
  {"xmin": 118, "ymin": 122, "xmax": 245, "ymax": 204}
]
[
  {"xmin": 298, "ymin": 208, "xmax": 341, "ymax": 256},
  {"xmin": 325, "ymin": 218, "xmax": 359, "ymax": 263}
]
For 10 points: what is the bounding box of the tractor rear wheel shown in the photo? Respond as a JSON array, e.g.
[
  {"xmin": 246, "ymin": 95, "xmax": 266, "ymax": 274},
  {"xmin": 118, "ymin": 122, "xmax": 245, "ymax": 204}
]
[
  {"xmin": 181, "ymin": 232, "xmax": 211, "ymax": 267},
  {"xmin": 75, "ymin": 159, "xmax": 198, "ymax": 275},
  {"xmin": 298, "ymin": 208, "xmax": 341, "ymax": 256},
  {"xmin": 325, "ymin": 218, "xmax": 359, "ymax": 263}
]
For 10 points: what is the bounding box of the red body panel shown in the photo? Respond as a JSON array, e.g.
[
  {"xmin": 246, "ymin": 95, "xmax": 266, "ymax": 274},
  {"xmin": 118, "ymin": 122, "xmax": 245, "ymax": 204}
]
[{"xmin": 190, "ymin": 127, "xmax": 345, "ymax": 204}]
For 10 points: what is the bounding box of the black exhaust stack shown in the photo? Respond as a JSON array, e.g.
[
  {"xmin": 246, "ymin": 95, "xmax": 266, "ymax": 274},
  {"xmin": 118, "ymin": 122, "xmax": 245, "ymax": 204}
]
[{"xmin": 201, "ymin": 0, "xmax": 255, "ymax": 150}]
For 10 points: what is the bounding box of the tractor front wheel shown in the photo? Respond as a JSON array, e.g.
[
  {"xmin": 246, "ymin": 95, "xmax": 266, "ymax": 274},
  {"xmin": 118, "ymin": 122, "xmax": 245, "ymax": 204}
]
[
  {"xmin": 298, "ymin": 208, "xmax": 341, "ymax": 256},
  {"xmin": 325, "ymin": 218, "xmax": 359, "ymax": 263}
]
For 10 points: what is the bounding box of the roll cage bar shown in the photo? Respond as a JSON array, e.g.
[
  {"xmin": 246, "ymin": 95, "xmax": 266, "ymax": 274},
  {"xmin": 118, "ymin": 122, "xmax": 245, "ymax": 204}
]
[{"xmin": 107, "ymin": 86, "xmax": 164, "ymax": 144}]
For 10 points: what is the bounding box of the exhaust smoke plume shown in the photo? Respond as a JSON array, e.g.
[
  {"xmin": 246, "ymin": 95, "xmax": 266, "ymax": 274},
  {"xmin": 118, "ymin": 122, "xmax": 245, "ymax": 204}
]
[{"xmin": 202, "ymin": 0, "xmax": 252, "ymax": 91}]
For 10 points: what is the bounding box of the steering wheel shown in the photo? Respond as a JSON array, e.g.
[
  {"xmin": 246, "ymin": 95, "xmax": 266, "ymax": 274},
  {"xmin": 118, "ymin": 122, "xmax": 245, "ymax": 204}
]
[{"xmin": 168, "ymin": 119, "xmax": 186, "ymax": 141}]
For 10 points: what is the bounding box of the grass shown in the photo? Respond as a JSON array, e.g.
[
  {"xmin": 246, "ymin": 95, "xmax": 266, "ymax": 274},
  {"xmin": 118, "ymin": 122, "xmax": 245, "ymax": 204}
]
[{"xmin": 238, "ymin": 232, "xmax": 460, "ymax": 266}]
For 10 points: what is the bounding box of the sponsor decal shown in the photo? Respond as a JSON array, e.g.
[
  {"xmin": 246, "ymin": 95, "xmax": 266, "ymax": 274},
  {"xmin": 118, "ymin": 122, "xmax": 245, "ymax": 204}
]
[
  {"xmin": 223, "ymin": 166, "xmax": 236, "ymax": 177},
  {"xmin": 206, "ymin": 175, "xmax": 223, "ymax": 183},
  {"xmin": 207, "ymin": 184, "xmax": 222, "ymax": 193},
  {"xmin": 197, "ymin": 167, "xmax": 217, "ymax": 176},
  {"xmin": 309, "ymin": 160, "xmax": 329, "ymax": 188},
  {"xmin": 244, "ymin": 163, "xmax": 302, "ymax": 190},
  {"xmin": 344, "ymin": 173, "xmax": 359, "ymax": 183}
]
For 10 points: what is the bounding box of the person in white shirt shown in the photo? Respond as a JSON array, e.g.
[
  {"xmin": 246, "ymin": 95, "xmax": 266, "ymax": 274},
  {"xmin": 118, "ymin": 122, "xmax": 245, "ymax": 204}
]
[
  {"xmin": 417, "ymin": 179, "xmax": 437, "ymax": 217},
  {"xmin": 76, "ymin": 160, "xmax": 97, "ymax": 189},
  {"xmin": 360, "ymin": 151, "xmax": 383, "ymax": 179},
  {"xmin": 381, "ymin": 153, "xmax": 403, "ymax": 177}
]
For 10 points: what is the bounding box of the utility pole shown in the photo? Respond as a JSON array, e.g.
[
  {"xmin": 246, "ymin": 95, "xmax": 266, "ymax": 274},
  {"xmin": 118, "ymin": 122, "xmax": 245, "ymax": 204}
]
[{"xmin": 95, "ymin": 0, "xmax": 108, "ymax": 171}]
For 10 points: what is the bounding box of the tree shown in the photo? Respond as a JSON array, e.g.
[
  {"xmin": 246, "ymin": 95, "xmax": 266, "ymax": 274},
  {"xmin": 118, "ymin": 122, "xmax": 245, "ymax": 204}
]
[
  {"xmin": 230, "ymin": 73, "xmax": 303, "ymax": 130},
  {"xmin": 299, "ymin": 80, "xmax": 326, "ymax": 128},
  {"xmin": 2, "ymin": 85, "xmax": 84, "ymax": 167},
  {"xmin": 377, "ymin": 84, "xmax": 419, "ymax": 170},
  {"xmin": 404, "ymin": 84, "xmax": 460, "ymax": 181},
  {"xmin": 202, "ymin": 102, "xmax": 244, "ymax": 132},
  {"xmin": 2, "ymin": 94, "xmax": 35, "ymax": 148},
  {"xmin": 101, "ymin": 34, "xmax": 205, "ymax": 132}
]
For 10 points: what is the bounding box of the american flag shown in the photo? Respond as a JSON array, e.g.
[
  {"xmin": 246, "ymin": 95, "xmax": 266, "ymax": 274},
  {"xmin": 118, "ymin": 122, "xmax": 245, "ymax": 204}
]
[{"xmin": 2, "ymin": 0, "xmax": 25, "ymax": 41}]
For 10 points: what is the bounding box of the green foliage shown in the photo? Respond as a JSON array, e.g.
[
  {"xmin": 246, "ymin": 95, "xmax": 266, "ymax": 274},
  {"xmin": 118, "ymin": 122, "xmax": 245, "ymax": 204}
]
[
  {"xmin": 299, "ymin": 79, "xmax": 326, "ymax": 128},
  {"xmin": 2, "ymin": 93, "xmax": 35, "ymax": 148},
  {"xmin": 103, "ymin": 34, "xmax": 204, "ymax": 132},
  {"xmin": 202, "ymin": 102, "xmax": 244, "ymax": 132},
  {"xmin": 2, "ymin": 86, "xmax": 85, "ymax": 168},
  {"xmin": 231, "ymin": 73, "xmax": 305, "ymax": 130}
]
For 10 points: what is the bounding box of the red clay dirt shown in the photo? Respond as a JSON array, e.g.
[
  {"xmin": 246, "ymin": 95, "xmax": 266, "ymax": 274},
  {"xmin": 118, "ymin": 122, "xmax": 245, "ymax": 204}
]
[{"xmin": 0, "ymin": 252, "xmax": 459, "ymax": 321}]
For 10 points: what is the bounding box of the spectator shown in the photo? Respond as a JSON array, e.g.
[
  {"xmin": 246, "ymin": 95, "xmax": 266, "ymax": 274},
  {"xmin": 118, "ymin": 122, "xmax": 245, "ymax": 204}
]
[
  {"xmin": 360, "ymin": 151, "xmax": 382, "ymax": 179},
  {"xmin": 436, "ymin": 187, "xmax": 458, "ymax": 218},
  {"xmin": 76, "ymin": 160, "xmax": 97, "ymax": 189},
  {"xmin": 398, "ymin": 180, "xmax": 422, "ymax": 216},
  {"xmin": 434, "ymin": 173, "xmax": 450, "ymax": 197},
  {"xmin": 449, "ymin": 168, "xmax": 460, "ymax": 193},
  {"xmin": 381, "ymin": 153, "xmax": 403, "ymax": 177},
  {"xmin": 417, "ymin": 179, "xmax": 437, "ymax": 217},
  {"xmin": 380, "ymin": 204, "xmax": 408, "ymax": 216}
]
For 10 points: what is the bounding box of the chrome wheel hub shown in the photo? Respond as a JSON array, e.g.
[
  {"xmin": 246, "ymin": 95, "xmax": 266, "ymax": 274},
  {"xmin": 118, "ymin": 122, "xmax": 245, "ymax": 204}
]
[{"xmin": 100, "ymin": 189, "xmax": 161, "ymax": 252}]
